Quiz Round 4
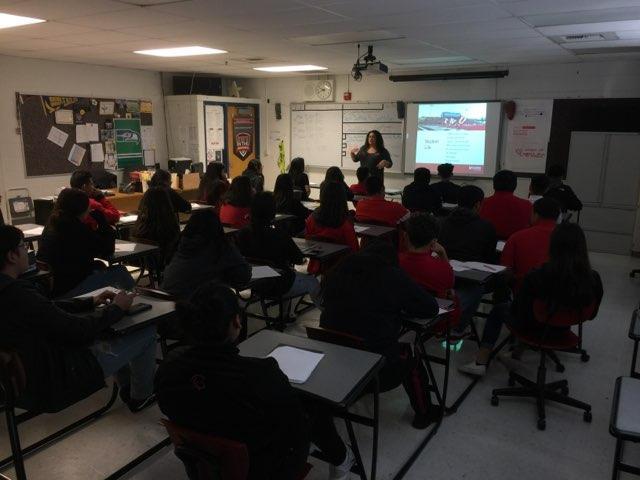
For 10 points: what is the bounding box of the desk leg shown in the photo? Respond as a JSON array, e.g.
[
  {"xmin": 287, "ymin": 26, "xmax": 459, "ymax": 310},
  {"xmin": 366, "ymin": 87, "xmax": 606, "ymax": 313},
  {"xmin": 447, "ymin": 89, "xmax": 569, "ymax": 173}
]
[
  {"xmin": 441, "ymin": 326, "xmax": 451, "ymax": 416},
  {"xmin": 371, "ymin": 376, "xmax": 379, "ymax": 480},
  {"xmin": 344, "ymin": 416, "xmax": 367, "ymax": 480},
  {"xmin": 632, "ymin": 340, "xmax": 639, "ymax": 378}
]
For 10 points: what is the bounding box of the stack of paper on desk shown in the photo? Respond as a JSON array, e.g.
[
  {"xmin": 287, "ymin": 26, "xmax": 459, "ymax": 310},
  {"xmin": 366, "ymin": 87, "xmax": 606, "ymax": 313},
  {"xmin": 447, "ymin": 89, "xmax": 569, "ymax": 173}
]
[
  {"xmin": 449, "ymin": 260, "xmax": 506, "ymax": 273},
  {"xmin": 268, "ymin": 346, "xmax": 324, "ymax": 384}
]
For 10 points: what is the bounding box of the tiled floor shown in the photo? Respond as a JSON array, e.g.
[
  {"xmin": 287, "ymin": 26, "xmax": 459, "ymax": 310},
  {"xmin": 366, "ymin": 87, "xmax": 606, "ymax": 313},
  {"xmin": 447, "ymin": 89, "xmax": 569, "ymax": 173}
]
[{"xmin": 1, "ymin": 252, "xmax": 639, "ymax": 479}]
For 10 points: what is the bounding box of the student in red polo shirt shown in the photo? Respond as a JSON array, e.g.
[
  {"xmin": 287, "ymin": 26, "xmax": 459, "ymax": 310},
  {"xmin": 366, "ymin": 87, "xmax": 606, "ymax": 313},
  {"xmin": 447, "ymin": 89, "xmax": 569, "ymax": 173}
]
[
  {"xmin": 70, "ymin": 170, "xmax": 120, "ymax": 230},
  {"xmin": 349, "ymin": 166, "xmax": 369, "ymax": 196},
  {"xmin": 459, "ymin": 197, "xmax": 561, "ymax": 376},
  {"xmin": 355, "ymin": 176, "xmax": 410, "ymax": 226},
  {"xmin": 219, "ymin": 176, "xmax": 253, "ymax": 228},
  {"xmin": 479, "ymin": 169, "xmax": 532, "ymax": 240}
]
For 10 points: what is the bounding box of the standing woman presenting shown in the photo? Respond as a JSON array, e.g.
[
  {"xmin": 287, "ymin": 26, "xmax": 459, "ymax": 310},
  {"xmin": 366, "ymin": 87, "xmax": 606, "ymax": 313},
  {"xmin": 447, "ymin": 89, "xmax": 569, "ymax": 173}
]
[{"xmin": 351, "ymin": 130, "xmax": 392, "ymax": 180}]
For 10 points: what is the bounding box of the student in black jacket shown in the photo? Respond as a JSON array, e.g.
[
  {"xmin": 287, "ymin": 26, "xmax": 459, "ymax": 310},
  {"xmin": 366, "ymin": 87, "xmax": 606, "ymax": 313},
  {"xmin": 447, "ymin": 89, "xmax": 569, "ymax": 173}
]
[
  {"xmin": 38, "ymin": 188, "xmax": 134, "ymax": 297},
  {"xmin": 402, "ymin": 168, "xmax": 442, "ymax": 214},
  {"xmin": 431, "ymin": 163, "xmax": 460, "ymax": 204},
  {"xmin": 320, "ymin": 242, "xmax": 441, "ymax": 429},
  {"xmin": 242, "ymin": 159, "xmax": 265, "ymax": 194},
  {"xmin": 148, "ymin": 169, "xmax": 192, "ymax": 214},
  {"xmin": 545, "ymin": 164, "xmax": 582, "ymax": 213},
  {"xmin": 274, "ymin": 173, "xmax": 311, "ymax": 235},
  {"xmin": 288, "ymin": 157, "xmax": 310, "ymax": 200},
  {"xmin": 0, "ymin": 225, "xmax": 156, "ymax": 413},
  {"xmin": 155, "ymin": 283, "xmax": 353, "ymax": 480}
]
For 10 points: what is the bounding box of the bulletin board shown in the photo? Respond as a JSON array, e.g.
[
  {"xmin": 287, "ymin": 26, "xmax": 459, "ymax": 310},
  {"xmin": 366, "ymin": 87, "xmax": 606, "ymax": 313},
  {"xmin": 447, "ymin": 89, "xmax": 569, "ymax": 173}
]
[{"xmin": 16, "ymin": 93, "xmax": 155, "ymax": 177}]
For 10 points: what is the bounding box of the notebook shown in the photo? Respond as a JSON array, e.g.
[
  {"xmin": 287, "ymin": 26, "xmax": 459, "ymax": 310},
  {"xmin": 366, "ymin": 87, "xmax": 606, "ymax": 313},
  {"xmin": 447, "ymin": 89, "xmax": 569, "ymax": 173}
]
[{"xmin": 268, "ymin": 345, "xmax": 325, "ymax": 384}]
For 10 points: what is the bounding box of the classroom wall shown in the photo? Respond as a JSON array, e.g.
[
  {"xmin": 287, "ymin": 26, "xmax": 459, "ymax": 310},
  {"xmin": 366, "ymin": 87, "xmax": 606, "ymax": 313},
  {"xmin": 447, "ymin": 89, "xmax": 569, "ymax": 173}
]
[
  {"xmin": 0, "ymin": 55, "xmax": 168, "ymax": 220},
  {"xmin": 237, "ymin": 59, "xmax": 640, "ymax": 197}
]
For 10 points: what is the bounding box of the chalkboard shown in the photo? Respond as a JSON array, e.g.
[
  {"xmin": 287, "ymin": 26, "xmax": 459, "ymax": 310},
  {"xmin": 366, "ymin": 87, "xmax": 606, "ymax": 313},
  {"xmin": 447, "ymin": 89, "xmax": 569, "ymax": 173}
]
[
  {"xmin": 290, "ymin": 102, "xmax": 404, "ymax": 172},
  {"xmin": 17, "ymin": 93, "xmax": 154, "ymax": 177}
]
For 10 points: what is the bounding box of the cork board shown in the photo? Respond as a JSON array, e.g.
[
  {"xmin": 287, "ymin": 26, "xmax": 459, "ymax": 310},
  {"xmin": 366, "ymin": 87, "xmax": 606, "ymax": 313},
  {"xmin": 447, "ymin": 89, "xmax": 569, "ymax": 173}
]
[{"xmin": 16, "ymin": 93, "xmax": 154, "ymax": 177}]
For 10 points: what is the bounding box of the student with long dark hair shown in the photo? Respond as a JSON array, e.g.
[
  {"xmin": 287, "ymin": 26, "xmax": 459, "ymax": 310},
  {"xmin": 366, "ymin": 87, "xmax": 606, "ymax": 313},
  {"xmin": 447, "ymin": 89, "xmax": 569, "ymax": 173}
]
[
  {"xmin": 198, "ymin": 161, "xmax": 229, "ymax": 202},
  {"xmin": 320, "ymin": 166, "xmax": 354, "ymax": 202},
  {"xmin": 219, "ymin": 176, "xmax": 253, "ymax": 228},
  {"xmin": 203, "ymin": 179, "xmax": 228, "ymax": 213},
  {"xmin": 321, "ymin": 242, "xmax": 441, "ymax": 428},
  {"xmin": 131, "ymin": 186, "xmax": 181, "ymax": 265},
  {"xmin": 155, "ymin": 283, "xmax": 354, "ymax": 480},
  {"xmin": 350, "ymin": 129, "xmax": 392, "ymax": 180},
  {"xmin": 162, "ymin": 210, "xmax": 250, "ymax": 300},
  {"xmin": 148, "ymin": 169, "xmax": 191, "ymax": 214},
  {"xmin": 242, "ymin": 158, "xmax": 265, "ymax": 194},
  {"xmin": 273, "ymin": 173, "xmax": 311, "ymax": 235},
  {"xmin": 460, "ymin": 222, "xmax": 603, "ymax": 376},
  {"xmin": 38, "ymin": 188, "xmax": 133, "ymax": 297},
  {"xmin": 288, "ymin": 157, "xmax": 310, "ymax": 200},
  {"xmin": 305, "ymin": 182, "xmax": 359, "ymax": 274}
]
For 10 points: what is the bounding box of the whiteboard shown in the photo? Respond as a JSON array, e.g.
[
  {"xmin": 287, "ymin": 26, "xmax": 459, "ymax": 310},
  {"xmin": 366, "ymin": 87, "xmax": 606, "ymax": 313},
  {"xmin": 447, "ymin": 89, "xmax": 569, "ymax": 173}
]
[
  {"xmin": 290, "ymin": 102, "xmax": 404, "ymax": 172},
  {"xmin": 291, "ymin": 109, "xmax": 342, "ymax": 167}
]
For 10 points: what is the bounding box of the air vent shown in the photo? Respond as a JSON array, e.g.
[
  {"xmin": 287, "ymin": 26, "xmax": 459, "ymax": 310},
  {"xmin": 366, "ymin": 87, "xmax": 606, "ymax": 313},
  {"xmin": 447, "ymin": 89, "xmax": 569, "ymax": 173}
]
[{"xmin": 564, "ymin": 33, "xmax": 606, "ymax": 41}]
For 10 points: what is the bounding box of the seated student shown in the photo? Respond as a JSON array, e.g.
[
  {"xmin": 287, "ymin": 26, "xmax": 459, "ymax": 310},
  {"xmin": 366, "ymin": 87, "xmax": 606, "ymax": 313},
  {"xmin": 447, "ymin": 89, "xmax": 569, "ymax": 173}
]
[
  {"xmin": 38, "ymin": 188, "xmax": 133, "ymax": 298},
  {"xmin": 204, "ymin": 179, "xmax": 228, "ymax": 213},
  {"xmin": 321, "ymin": 166, "xmax": 355, "ymax": 202},
  {"xmin": 0, "ymin": 225, "xmax": 156, "ymax": 413},
  {"xmin": 479, "ymin": 169, "xmax": 532, "ymax": 239},
  {"xmin": 288, "ymin": 157, "xmax": 310, "ymax": 200},
  {"xmin": 155, "ymin": 283, "xmax": 354, "ymax": 480},
  {"xmin": 545, "ymin": 164, "xmax": 583, "ymax": 214},
  {"xmin": 70, "ymin": 170, "xmax": 120, "ymax": 229},
  {"xmin": 198, "ymin": 161, "xmax": 229, "ymax": 202},
  {"xmin": 148, "ymin": 169, "xmax": 191, "ymax": 214},
  {"xmin": 131, "ymin": 187, "xmax": 181, "ymax": 266},
  {"xmin": 219, "ymin": 176, "xmax": 253, "ymax": 228},
  {"xmin": 242, "ymin": 158, "xmax": 265, "ymax": 194},
  {"xmin": 356, "ymin": 175, "xmax": 410, "ymax": 226},
  {"xmin": 162, "ymin": 210, "xmax": 251, "ymax": 300},
  {"xmin": 273, "ymin": 173, "xmax": 311, "ymax": 235},
  {"xmin": 349, "ymin": 166, "xmax": 370, "ymax": 196},
  {"xmin": 431, "ymin": 163, "xmax": 460, "ymax": 204},
  {"xmin": 321, "ymin": 242, "xmax": 441, "ymax": 428},
  {"xmin": 459, "ymin": 222, "xmax": 602, "ymax": 376},
  {"xmin": 528, "ymin": 174, "xmax": 550, "ymax": 203},
  {"xmin": 237, "ymin": 192, "xmax": 320, "ymax": 310},
  {"xmin": 305, "ymin": 182, "xmax": 359, "ymax": 274},
  {"xmin": 401, "ymin": 168, "xmax": 443, "ymax": 214}
]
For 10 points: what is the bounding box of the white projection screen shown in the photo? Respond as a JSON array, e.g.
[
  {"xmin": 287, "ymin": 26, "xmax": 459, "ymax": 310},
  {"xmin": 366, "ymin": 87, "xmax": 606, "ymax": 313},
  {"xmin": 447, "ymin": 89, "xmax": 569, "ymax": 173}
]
[{"xmin": 404, "ymin": 101, "xmax": 502, "ymax": 177}]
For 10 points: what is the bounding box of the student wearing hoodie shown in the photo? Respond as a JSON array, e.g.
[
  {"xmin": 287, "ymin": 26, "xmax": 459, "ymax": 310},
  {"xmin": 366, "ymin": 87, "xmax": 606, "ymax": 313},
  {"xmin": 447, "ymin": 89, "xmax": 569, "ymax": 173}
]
[{"xmin": 70, "ymin": 170, "xmax": 120, "ymax": 230}]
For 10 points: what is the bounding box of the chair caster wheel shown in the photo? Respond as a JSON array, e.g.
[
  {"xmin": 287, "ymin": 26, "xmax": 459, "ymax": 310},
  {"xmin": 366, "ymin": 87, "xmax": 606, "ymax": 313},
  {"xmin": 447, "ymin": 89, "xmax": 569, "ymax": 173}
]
[
  {"xmin": 555, "ymin": 364, "xmax": 565, "ymax": 373},
  {"xmin": 491, "ymin": 396, "xmax": 499, "ymax": 406},
  {"xmin": 581, "ymin": 353, "xmax": 590, "ymax": 362},
  {"xmin": 508, "ymin": 377, "xmax": 516, "ymax": 387},
  {"xmin": 537, "ymin": 419, "xmax": 546, "ymax": 430},
  {"xmin": 584, "ymin": 411, "xmax": 592, "ymax": 423},
  {"xmin": 561, "ymin": 387, "xmax": 569, "ymax": 396}
]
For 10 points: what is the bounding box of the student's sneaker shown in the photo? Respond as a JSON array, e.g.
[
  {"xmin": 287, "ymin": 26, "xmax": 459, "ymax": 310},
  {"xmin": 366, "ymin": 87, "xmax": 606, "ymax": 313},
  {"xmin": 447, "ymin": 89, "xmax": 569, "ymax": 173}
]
[
  {"xmin": 328, "ymin": 446, "xmax": 355, "ymax": 480},
  {"xmin": 458, "ymin": 361, "xmax": 487, "ymax": 377},
  {"xmin": 411, "ymin": 409, "xmax": 443, "ymax": 429},
  {"xmin": 127, "ymin": 394, "xmax": 156, "ymax": 413}
]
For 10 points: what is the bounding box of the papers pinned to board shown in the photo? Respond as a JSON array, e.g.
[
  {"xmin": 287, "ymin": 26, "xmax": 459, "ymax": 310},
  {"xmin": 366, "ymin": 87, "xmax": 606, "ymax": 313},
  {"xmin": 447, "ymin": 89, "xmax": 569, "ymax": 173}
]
[
  {"xmin": 268, "ymin": 345, "xmax": 324, "ymax": 384},
  {"xmin": 67, "ymin": 144, "xmax": 86, "ymax": 166},
  {"xmin": 90, "ymin": 143, "xmax": 104, "ymax": 163},
  {"xmin": 47, "ymin": 126, "xmax": 68, "ymax": 148}
]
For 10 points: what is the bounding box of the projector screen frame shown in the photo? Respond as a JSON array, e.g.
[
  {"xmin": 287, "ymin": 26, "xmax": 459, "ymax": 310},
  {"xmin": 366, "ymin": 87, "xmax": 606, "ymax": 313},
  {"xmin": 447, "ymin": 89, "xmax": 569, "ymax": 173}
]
[{"xmin": 404, "ymin": 100, "xmax": 504, "ymax": 179}]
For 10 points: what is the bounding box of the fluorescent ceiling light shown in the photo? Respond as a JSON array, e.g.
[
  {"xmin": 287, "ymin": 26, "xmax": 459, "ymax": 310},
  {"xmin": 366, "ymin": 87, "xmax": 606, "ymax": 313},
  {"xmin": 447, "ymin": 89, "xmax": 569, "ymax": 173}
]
[
  {"xmin": 134, "ymin": 46, "xmax": 227, "ymax": 57},
  {"xmin": 253, "ymin": 65, "xmax": 327, "ymax": 72},
  {"xmin": 537, "ymin": 20, "xmax": 640, "ymax": 37},
  {"xmin": 0, "ymin": 12, "xmax": 45, "ymax": 29}
]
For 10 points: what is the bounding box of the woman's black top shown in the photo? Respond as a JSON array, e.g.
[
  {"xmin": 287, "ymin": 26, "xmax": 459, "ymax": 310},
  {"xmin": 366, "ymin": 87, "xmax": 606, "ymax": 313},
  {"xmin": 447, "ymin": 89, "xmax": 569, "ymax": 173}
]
[{"xmin": 353, "ymin": 148, "xmax": 392, "ymax": 179}]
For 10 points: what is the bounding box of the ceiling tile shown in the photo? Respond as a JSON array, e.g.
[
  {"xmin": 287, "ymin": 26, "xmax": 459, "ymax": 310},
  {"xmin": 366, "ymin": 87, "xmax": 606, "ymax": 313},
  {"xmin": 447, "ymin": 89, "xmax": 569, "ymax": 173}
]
[
  {"xmin": 46, "ymin": 30, "xmax": 149, "ymax": 45},
  {"xmin": 0, "ymin": 0, "xmax": 131, "ymax": 20},
  {"xmin": 61, "ymin": 6, "xmax": 189, "ymax": 29},
  {"xmin": 499, "ymin": 0, "xmax": 640, "ymax": 17},
  {"xmin": 0, "ymin": 21, "xmax": 95, "ymax": 38},
  {"xmin": 0, "ymin": 38, "xmax": 82, "ymax": 50}
]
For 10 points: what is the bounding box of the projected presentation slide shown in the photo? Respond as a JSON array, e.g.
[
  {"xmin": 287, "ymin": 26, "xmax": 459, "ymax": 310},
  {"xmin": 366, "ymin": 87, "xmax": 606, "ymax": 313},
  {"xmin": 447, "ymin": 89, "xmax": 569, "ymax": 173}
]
[{"xmin": 416, "ymin": 103, "xmax": 488, "ymax": 174}]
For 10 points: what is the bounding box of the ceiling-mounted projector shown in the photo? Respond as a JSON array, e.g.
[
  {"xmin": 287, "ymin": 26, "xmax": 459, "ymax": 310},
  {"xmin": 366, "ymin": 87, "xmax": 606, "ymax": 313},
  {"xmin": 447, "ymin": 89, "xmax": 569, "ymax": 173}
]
[{"xmin": 352, "ymin": 44, "xmax": 388, "ymax": 81}]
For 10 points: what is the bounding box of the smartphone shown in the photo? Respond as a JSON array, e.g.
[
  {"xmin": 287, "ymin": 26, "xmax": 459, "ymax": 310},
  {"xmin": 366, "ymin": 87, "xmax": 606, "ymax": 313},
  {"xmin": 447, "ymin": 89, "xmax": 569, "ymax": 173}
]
[{"xmin": 126, "ymin": 302, "xmax": 152, "ymax": 316}]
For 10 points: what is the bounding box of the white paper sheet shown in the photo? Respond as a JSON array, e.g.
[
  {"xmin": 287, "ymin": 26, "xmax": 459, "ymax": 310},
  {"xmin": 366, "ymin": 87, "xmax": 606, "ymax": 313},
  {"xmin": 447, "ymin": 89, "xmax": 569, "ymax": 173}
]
[
  {"xmin": 76, "ymin": 286, "xmax": 119, "ymax": 299},
  {"xmin": 141, "ymin": 125, "xmax": 155, "ymax": 150},
  {"xmin": 115, "ymin": 242, "xmax": 137, "ymax": 252},
  {"xmin": 251, "ymin": 265, "xmax": 281, "ymax": 280},
  {"xmin": 496, "ymin": 241, "xmax": 505, "ymax": 252},
  {"xmin": 302, "ymin": 201, "xmax": 317, "ymax": 210},
  {"xmin": 67, "ymin": 144, "xmax": 86, "ymax": 166},
  {"xmin": 90, "ymin": 143, "xmax": 104, "ymax": 163},
  {"xmin": 190, "ymin": 203, "xmax": 213, "ymax": 211},
  {"xmin": 119, "ymin": 214, "xmax": 138, "ymax": 224},
  {"xmin": 464, "ymin": 262, "xmax": 506, "ymax": 273},
  {"xmin": 76, "ymin": 123, "xmax": 99, "ymax": 143},
  {"xmin": 55, "ymin": 109, "xmax": 74, "ymax": 125},
  {"xmin": 144, "ymin": 149, "xmax": 155, "ymax": 167},
  {"xmin": 449, "ymin": 260, "xmax": 470, "ymax": 272},
  {"xmin": 22, "ymin": 226, "xmax": 43, "ymax": 236},
  {"xmin": 47, "ymin": 126, "xmax": 68, "ymax": 148},
  {"xmin": 268, "ymin": 346, "xmax": 324, "ymax": 384},
  {"xmin": 354, "ymin": 225, "xmax": 369, "ymax": 233}
]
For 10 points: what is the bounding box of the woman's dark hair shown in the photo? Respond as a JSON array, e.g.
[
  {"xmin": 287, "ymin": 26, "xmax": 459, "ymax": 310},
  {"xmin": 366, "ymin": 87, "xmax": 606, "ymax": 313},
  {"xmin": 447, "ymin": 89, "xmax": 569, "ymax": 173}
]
[
  {"xmin": 324, "ymin": 166, "xmax": 345, "ymax": 184},
  {"xmin": 224, "ymin": 175, "xmax": 253, "ymax": 207},
  {"xmin": 360, "ymin": 130, "xmax": 385, "ymax": 152},
  {"xmin": 177, "ymin": 282, "xmax": 241, "ymax": 344},
  {"xmin": 493, "ymin": 170, "xmax": 517, "ymax": 192},
  {"xmin": 70, "ymin": 170, "xmax": 93, "ymax": 189},
  {"xmin": 132, "ymin": 187, "xmax": 180, "ymax": 242},
  {"xmin": 199, "ymin": 162, "xmax": 227, "ymax": 200},
  {"xmin": 49, "ymin": 188, "xmax": 89, "ymax": 226},
  {"xmin": 246, "ymin": 159, "xmax": 262, "ymax": 172},
  {"xmin": 251, "ymin": 191, "xmax": 276, "ymax": 228},
  {"xmin": 288, "ymin": 157, "xmax": 305, "ymax": 178},
  {"xmin": 274, "ymin": 173, "xmax": 295, "ymax": 212},
  {"xmin": 0, "ymin": 225, "xmax": 24, "ymax": 270},
  {"xmin": 149, "ymin": 169, "xmax": 171, "ymax": 188},
  {"xmin": 315, "ymin": 181, "xmax": 348, "ymax": 228},
  {"xmin": 545, "ymin": 223, "xmax": 594, "ymax": 308},
  {"xmin": 180, "ymin": 210, "xmax": 228, "ymax": 254},
  {"xmin": 205, "ymin": 179, "xmax": 228, "ymax": 208},
  {"xmin": 206, "ymin": 161, "xmax": 226, "ymax": 180}
]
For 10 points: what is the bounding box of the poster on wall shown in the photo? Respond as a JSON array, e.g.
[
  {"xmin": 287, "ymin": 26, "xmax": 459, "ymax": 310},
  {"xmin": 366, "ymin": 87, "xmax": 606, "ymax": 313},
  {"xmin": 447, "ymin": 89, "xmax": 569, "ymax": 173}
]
[
  {"xmin": 204, "ymin": 104, "xmax": 225, "ymax": 163},
  {"xmin": 226, "ymin": 104, "xmax": 258, "ymax": 178},
  {"xmin": 114, "ymin": 118, "xmax": 143, "ymax": 168},
  {"xmin": 503, "ymin": 99, "xmax": 554, "ymax": 173}
]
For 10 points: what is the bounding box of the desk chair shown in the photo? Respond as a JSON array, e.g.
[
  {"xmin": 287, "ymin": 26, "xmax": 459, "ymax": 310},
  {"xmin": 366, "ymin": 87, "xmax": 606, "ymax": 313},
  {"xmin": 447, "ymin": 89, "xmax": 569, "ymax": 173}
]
[
  {"xmin": 306, "ymin": 235, "xmax": 352, "ymax": 276},
  {"xmin": 629, "ymin": 306, "xmax": 640, "ymax": 378},
  {"xmin": 610, "ymin": 376, "xmax": 640, "ymax": 480},
  {"xmin": 6, "ymin": 189, "xmax": 35, "ymax": 226},
  {"xmin": 491, "ymin": 300, "xmax": 596, "ymax": 430},
  {"xmin": 162, "ymin": 419, "xmax": 311, "ymax": 480}
]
